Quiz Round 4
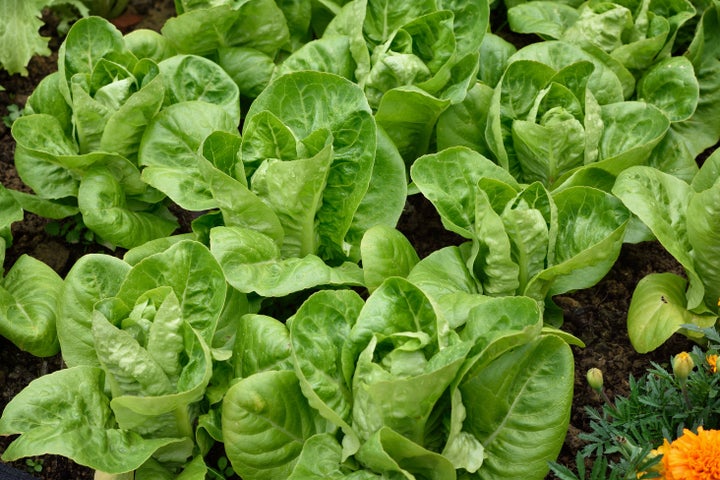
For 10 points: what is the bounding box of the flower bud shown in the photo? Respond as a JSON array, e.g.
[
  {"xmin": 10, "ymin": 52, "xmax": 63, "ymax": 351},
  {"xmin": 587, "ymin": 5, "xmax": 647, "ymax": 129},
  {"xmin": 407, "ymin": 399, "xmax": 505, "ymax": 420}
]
[
  {"xmin": 586, "ymin": 368, "xmax": 604, "ymax": 391},
  {"xmin": 672, "ymin": 352, "xmax": 694, "ymax": 383}
]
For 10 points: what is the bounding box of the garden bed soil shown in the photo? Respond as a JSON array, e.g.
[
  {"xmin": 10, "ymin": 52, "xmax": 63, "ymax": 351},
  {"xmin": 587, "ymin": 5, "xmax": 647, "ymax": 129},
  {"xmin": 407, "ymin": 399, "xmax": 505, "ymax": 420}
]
[{"xmin": 0, "ymin": 2, "xmax": 697, "ymax": 478}]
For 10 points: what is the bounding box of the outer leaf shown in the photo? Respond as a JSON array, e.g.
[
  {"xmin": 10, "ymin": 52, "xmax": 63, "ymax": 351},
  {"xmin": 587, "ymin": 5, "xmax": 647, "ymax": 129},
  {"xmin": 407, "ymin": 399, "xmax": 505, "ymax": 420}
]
[
  {"xmin": 627, "ymin": 273, "xmax": 717, "ymax": 353},
  {"xmin": 676, "ymin": 3, "xmax": 720, "ymax": 157},
  {"xmin": 507, "ymin": 1, "xmax": 579, "ymax": 39},
  {"xmin": 345, "ymin": 126, "xmax": 408, "ymax": 262},
  {"xmin": 290, "ymin": 290, "xmax": 365, "ymax": 455},
  {"xmin": 0, "ymin": 184, "xmax": 24, "ymax": 244},
  {"xmin": 78, "ymin": 167, "xmax": 178, "ymax": 249},
  {"xmin": 123, "ymin": 29, "xmax": 177, "ymax": 62},
  {"xmin": 686, "ymin": 183, "xmax": 720, "ymax": 310},
  {"xmin": 436, "ymin": 83, "xmax": 495, "ymax": 157},
  {"xmin": 637, "ymin": 56, "xmax": 699, "ymax": 122},
  {"xmin": 407, "ymin": 245, "xmax": 481, "ymax": 307},
  {"xmin": 0, "ymin": 366, "xmax": 178, "ymax": 474},
  {"xmin": 460, "ymin": 335, "xmax": 573, "ymax": 480},
  {"xmin": 286, "ymin": 433, "xmax": 348, "ymax": 479},
  {"xmin": 139, "ymin": 101, "xmax": 239, "ymax": 210},
  {"xmin": 12, "ymin": 114, "xmax": 79, "ymax": 199},
  {"xmin": 158, "ymin": 54, "xmax": 241, "ymax": 125},
  {"xmin": 210, "ymin": 226, "xmax": 363, "ymax": 297},
  {"xmin": 233, "ymin": 314, "xmax": 293, "ymax": 378},
  {"xmin": 360, "ymin": 225, "xmax": 420, "ymax": 292},
  {"xmin": 222, "ymin": 370, "xmax": 319, "ymax": 480},
  {"xmin": 374, "ymin": 86, "xmax": 450, "ymax": 163},
  {"xmin": 411, "ymin": 146, "xmax": 519, "ymax": 238},
  {"xmin": 217, "ymin": 47, "xmax": 275, "ymax": 99},
  {"xmin": 459, "ymin": 296, "xmax": 544, "ymax": 374},
  {"xmin": 161, "ymin": 2, "xmax": 289, "ymax": 57},
  {"xmin": 24, "ymin": 72, "xmax": 72, "ymax": 135},
  {"xmin": 612, "ymin": 166, "xmax": 704, "ymax": 309},
  {"xmin": 0, "ymin": 255, "xmax": 63, "ymax": 357},
  {"xmin": 597, "ymin": 102, "xmax": 670, "ymax": 170},
  {"xmin": 57, "ymin": 254, "xmax": 131, "ymax": 367}
]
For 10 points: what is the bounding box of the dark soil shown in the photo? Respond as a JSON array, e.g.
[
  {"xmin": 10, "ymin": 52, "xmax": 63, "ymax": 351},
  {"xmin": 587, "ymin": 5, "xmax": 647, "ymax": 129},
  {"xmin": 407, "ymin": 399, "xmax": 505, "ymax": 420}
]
[{"xmin": 0, "ymin": 2, "xmax": 698, "ymax": 479}]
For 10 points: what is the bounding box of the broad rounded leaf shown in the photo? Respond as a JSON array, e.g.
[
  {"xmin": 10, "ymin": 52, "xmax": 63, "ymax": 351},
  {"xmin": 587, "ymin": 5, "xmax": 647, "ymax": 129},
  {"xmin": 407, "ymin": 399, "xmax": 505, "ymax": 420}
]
[
  {"xmin": 0, "ymin": 255, "xmax": 63, "ymax": 357},
  {"xmin": 638, "ymin": 56, "xmax": 699, "ymax": 122},
  {"xmin": 222, "ymin": 370, "xmax": 318, "ymax": 480},
  {"xmin": 627, "ymin": 273, "xmax": 716, "ymax": 353},
  {"xmin": 0, "ymin": 366, "xmax": 178, "ymax": 474},
  {"xmin": 460, "ymin": 335, "xmax": 573, "ymax": 480},
  {"xmin": 139, "ymin": 101, "xmax": 239, "ymax": 210}
]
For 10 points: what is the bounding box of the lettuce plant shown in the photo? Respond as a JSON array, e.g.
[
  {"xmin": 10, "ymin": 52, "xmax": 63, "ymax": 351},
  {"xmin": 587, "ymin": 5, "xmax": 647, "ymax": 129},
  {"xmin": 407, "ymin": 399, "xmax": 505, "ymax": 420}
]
[
  {"xmin": 221, "ymin": 278, "xmax": 574, "ymax": 479},
  {"xmin": 436, "ymin": 38, "xmax": 706, "ymax": 190},
  {"xmin": 8, "ymin": 16, "xmax": 244, "ymax": 249},
  {"xmin": 611, "ymin": 148, "xmax": 720, "ymax": 353},
  {"xmin": 500, "ymin": 0, "xmax": 720, "ymax": 184},
  {"xmin": 0, "ymin": 240, "xmax": 236, "ymax": 477},
  {"xmin": 137, "ymin": 69, "xmax": 407, "ymax": 297},
  {"xmin": 507, "ymin": 0, "xmax": 697, "ymax": 74},
  {"xmin": 409, "ymin": 146, "xmax": 630, "ymax": 325}
]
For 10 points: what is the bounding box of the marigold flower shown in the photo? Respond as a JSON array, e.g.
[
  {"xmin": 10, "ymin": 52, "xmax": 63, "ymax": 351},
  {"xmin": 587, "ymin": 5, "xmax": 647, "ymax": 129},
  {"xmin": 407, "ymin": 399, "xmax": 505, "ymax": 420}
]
[
  {"xmin": 660, "ymin": 427, "xmax": 720, "ymax": 480},
  {"xmin": 707, "ymin": 354, "xmax": 718, "ymax": 374}
]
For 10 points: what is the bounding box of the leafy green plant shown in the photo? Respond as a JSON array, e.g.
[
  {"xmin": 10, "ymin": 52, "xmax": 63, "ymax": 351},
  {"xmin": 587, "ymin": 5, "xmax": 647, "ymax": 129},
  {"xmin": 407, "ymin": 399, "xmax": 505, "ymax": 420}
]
[
  {"xmin": 408, "ymin": 146, "xmax": 629, "ymax": 325},
  {"xmin": 24, "ymin": 457, "xmax": 44, "ymax": 474},
  {"xmin": 207, "ymin": 456, "xmax": 236, "ymax": 480},
  {"xmin": 612, "ymin": 146, "xmax": 720, "ymax": 352},
  {"xmin": 6, "ymin": 16, "xmax": 252, "ymax": 249},
  {"xmin": 220, "ymin": 278, "xmax": 574, "ymax": 479},
  {"xmin": 0, "ymin": 240, "xmax": 235, "ymax": 477},
  {"xmin": 138, "ymin": 69, "xmax": 407, "ymax": 297}
]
